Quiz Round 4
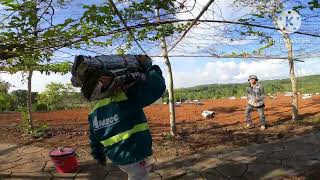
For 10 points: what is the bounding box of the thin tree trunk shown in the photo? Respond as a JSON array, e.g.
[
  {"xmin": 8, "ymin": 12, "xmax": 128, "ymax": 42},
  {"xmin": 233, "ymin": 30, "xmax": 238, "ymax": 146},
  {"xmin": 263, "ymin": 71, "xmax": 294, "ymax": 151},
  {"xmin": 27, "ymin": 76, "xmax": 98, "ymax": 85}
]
[
  {"xmin": 283, "ymin": 35, "xmax": 299, "ymax": 120},
  {"xmin": 27, "ymin": 69, "xmax": 34, "ymax": 130},
  {"xmin": 272, "ymin": 9, "xmax": 299, "ymax": 121},
  {"xmin": 164, "ymin": 54, "xmax": 177, "ymax": 136},
  {"xmin": 156, "ymin": 9, "xmax": 177, "ymax": 136},
  {"xmin": 26, "ymin": 0, "xmax": 38, "ymax": 131}
]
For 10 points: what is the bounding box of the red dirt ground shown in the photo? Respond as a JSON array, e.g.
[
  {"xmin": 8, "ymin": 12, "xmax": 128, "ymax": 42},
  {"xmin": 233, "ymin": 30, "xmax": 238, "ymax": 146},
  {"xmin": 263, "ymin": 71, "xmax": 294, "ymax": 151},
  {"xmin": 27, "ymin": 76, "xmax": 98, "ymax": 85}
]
[
  {"xmin": 1, "ymin": 95, "xmax": 319, "ymax": 127},
  {"xmin": 1, "ymin": 95, "xmax": 320, "ymax": 158}
]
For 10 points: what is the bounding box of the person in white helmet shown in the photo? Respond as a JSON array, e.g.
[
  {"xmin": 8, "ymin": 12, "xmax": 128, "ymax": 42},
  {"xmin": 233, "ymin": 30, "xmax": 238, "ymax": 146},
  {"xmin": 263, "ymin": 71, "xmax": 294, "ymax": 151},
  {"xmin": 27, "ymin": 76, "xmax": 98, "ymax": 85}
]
[{"xmin": 245, "ymin": 75, "xmax": 267, "ymax": 130}]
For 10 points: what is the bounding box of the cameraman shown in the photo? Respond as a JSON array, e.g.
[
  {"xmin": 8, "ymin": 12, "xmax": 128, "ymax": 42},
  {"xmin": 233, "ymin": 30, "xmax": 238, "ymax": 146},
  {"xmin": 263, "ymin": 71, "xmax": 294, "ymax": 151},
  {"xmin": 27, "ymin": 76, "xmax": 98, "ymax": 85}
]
[{"xmin": 87, "ymin": 63, "xmax": 166, "ymax": 180}]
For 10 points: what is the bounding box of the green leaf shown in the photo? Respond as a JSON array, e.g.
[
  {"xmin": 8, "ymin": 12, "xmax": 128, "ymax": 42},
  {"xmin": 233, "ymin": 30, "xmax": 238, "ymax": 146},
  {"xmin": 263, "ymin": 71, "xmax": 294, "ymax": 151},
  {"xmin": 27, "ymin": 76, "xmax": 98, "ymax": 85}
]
[
  {"xmin": 64, "ymin": 18, "xmax": 74, "ymax": 25},
  {"xmin": 1, "ymin": 0, "xmax": 15, "ymax": 3},
  {"xmin": 293, "ymin": 5, "xmax": 304, "ymax": 11},
  {"xmin": 308, "ymin": 0, "xmax": 320, "ymax": 10},
  {"xmin": 83, "ymin": 4, "xmax": 90, "ymax": 9},
  {"xmin": 116, "ymin": 48, "xmax": 125, "ymax": 55},
  {"xmin": 252, "ymin": 14, "xmax": 264, "ymax": 18}
]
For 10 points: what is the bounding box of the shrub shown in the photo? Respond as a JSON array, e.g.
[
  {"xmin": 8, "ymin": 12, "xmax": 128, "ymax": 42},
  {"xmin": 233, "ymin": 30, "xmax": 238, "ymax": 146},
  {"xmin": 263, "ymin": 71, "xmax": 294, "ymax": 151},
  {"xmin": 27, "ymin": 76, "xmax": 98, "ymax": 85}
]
[{"xmin": 36, "ymin": 103, "xmax": 48, "ymax": 111}]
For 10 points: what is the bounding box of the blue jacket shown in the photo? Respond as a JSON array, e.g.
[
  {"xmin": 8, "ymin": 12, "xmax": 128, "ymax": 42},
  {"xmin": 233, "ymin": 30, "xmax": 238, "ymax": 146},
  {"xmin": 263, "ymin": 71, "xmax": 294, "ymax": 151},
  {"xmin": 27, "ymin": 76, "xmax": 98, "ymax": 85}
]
[{"xmin": 88, "ymin": 65, "xmax": 166, "ymax": 165}]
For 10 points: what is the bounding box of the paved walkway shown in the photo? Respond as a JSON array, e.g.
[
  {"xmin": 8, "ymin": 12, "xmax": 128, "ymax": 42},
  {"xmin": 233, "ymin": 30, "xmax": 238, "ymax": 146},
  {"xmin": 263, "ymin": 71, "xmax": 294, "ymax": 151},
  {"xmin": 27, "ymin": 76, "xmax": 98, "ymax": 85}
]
[{"xmin": 1, "ymin": 132, "xmax": 320, "ymax": 179}]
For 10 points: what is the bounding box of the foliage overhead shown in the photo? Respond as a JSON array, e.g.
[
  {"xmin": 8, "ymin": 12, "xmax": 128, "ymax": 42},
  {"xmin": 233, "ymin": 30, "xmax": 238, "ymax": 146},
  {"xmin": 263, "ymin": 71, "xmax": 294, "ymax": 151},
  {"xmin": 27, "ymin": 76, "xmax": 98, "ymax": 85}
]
[{"xmin": 232, "ymin": 0, "xmax": 320, "ymax": 56}]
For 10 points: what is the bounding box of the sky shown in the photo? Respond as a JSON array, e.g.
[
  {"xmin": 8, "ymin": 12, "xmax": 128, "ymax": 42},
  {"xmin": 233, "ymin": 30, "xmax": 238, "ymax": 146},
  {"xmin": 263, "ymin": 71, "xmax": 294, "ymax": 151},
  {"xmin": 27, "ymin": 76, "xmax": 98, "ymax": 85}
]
[
  {"xmin": 1, "ymin": 0, "xmax": 320, "ymax": 92},
  {"xmin": 2, "ymin": 57, "xmax": 319, "ymax": 92}
]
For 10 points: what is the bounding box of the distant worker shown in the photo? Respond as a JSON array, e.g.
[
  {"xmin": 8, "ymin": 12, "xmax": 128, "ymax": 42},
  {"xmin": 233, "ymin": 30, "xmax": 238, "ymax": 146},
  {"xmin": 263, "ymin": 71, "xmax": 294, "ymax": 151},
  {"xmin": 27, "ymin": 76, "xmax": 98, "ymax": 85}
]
[{"xmin": 245, "ymin": 75, "xmax": 267, "ymax": 130}]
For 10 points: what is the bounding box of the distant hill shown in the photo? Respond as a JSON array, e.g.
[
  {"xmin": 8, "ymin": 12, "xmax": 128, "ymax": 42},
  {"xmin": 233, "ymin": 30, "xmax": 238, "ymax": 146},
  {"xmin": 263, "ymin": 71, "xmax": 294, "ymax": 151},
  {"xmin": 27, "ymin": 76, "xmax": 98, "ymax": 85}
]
[{"xmin": 162, "ymin": 75, "xmax": 320, "ymax": 102}]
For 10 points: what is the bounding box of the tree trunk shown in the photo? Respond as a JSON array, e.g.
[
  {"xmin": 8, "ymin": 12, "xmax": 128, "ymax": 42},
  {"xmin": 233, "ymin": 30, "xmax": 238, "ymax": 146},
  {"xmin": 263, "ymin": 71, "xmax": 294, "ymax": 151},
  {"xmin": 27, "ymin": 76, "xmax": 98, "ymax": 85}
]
[
  {"xmin": 283, "ymin": 34, "xmax": 299, "ymax": 121},
  {"xmin": 27, "ymin": 70, "xmax": 34, "ymax": 130},
  {"xmin": 164, "ymin": 55, "xmax": 177, "ymax": 136},
  {"xmin": 272, "ymin": 9, "xmax": 299, "ymax": 121},
  {"xmin": 156, "ymin": 9, "xmax": 177, "ymax": 136},
  {"xmin": 26, "ymin": 0, "xmax": 38, "ymax": 131}
]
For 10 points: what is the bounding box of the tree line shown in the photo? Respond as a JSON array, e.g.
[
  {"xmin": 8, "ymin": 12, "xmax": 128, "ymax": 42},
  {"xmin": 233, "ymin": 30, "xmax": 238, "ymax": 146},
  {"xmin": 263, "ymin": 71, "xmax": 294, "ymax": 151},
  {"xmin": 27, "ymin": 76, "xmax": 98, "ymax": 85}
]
[
  {"xmin": 0, "ymin": 80, "xmax": 87, "ymax": 112},
  {"xmin": 162, "ymin": 75, "xmax": 320, "ymax": 102}
]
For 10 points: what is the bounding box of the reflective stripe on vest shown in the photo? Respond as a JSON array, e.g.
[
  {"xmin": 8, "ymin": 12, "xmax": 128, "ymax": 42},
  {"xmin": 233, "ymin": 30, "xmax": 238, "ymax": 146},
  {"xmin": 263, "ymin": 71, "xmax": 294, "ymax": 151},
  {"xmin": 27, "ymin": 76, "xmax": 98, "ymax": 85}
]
[
  {"xmin": 89, "ymin": 91, "xmax": 128, "ymax": 115},
  {"xmin": 100, "ymin": 123, "xmax": 149, "ymax": 147}
]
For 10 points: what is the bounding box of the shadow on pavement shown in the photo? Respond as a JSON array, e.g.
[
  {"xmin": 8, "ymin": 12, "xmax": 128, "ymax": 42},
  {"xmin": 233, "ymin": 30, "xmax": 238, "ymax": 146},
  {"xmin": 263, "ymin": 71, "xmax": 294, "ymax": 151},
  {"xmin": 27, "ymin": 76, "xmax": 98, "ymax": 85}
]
[{"xmin": 152, "ymin": 132, "xmax": 320, "ymax": 179}]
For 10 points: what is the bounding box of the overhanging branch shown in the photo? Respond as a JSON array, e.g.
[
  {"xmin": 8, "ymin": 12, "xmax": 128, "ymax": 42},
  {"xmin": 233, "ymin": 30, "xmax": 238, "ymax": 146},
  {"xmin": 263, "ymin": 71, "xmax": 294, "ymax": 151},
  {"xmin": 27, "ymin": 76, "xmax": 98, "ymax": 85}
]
[
  {"xmin": 2, "ymin": 18, "xmax": 320, "ymax": 60},
  {"xmin": 167, "ymin": 0, "xmax": 216, "ymax": 52}
]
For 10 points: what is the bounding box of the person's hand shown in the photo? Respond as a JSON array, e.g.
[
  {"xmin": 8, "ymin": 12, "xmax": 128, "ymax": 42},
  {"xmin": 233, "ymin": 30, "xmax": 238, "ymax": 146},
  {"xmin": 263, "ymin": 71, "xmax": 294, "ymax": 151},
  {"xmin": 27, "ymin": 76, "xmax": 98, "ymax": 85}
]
[
  {"xmin": 254, "ymin": 98, "xmax": 259, "ymax": 103},
  {"xmin": 99, "ymin": 76, "xmax": 113, "ymax": 89},
  {"xmin": 136, "ymin": 55, "xmax": 152, "ymax": 71}
]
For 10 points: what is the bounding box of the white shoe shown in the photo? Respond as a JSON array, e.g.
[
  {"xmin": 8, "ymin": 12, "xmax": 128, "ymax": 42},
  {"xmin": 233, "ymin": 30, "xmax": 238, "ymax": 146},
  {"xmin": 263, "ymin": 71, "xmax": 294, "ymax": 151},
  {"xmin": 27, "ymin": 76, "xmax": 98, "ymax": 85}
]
[{"xmin": 260, "ymin": 125, "xmax": 266, "ymax": 130}]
